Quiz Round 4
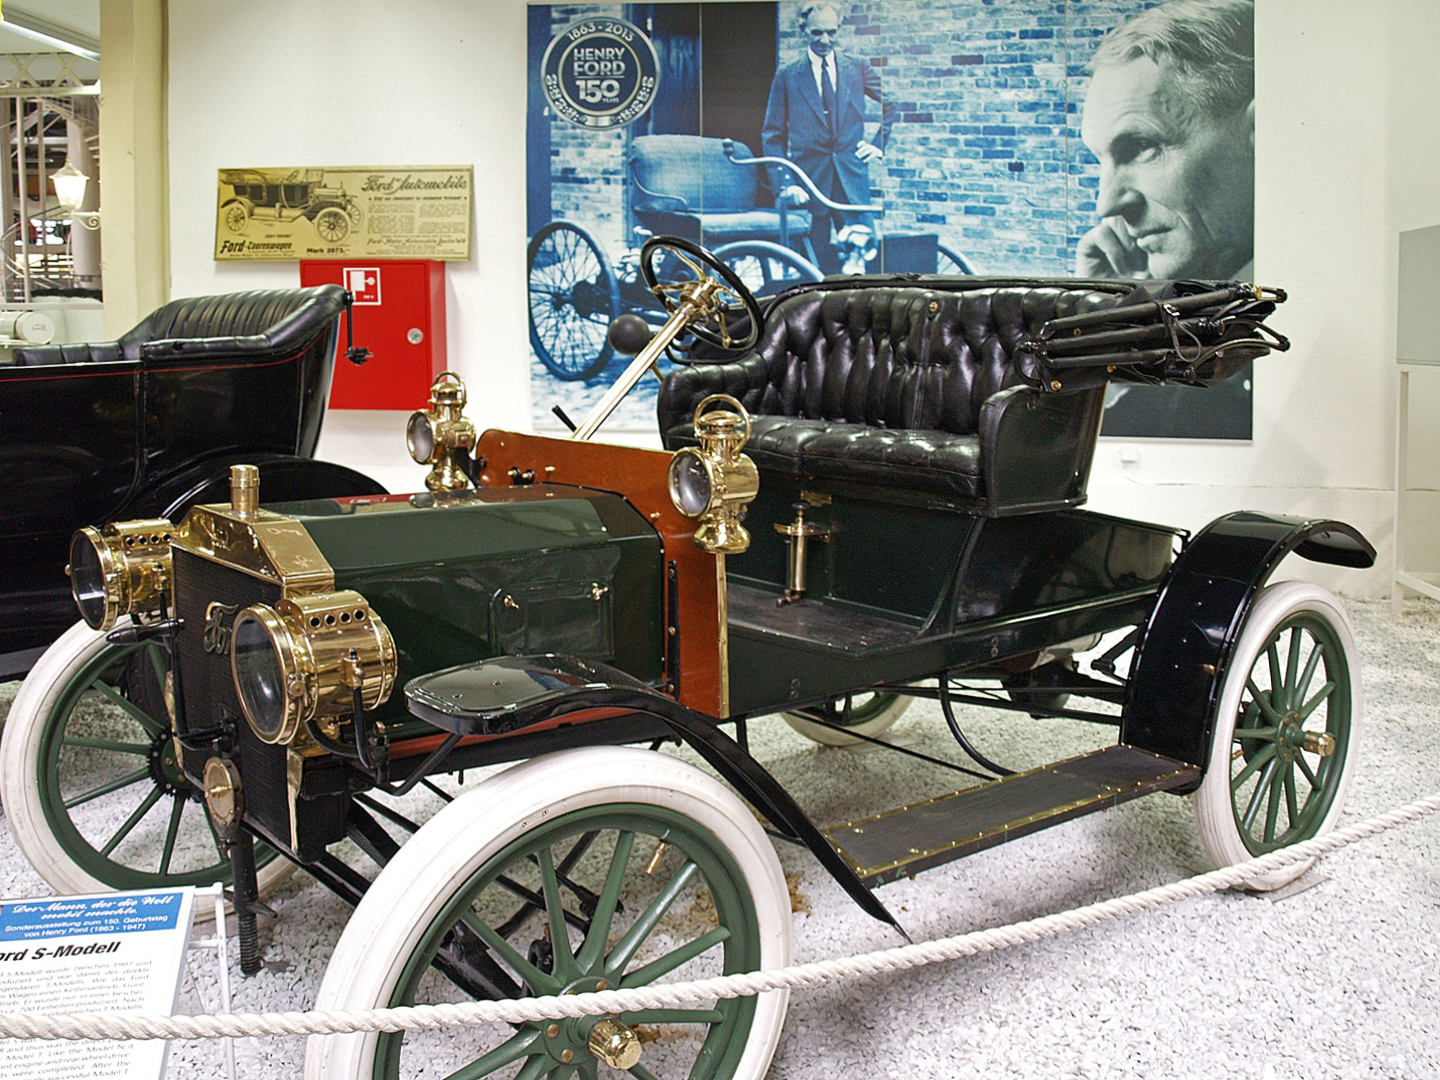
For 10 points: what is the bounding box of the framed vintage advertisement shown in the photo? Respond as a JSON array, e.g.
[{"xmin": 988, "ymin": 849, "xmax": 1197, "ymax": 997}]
[{"xmin": 214, "ymin": 165, "xmax": 473, "ymax": 261}]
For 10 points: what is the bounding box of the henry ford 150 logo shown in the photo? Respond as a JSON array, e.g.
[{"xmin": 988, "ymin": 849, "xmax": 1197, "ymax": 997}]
[{"xmin": 541, "ymin": 18, "xmax": 659, "ymax": 130}]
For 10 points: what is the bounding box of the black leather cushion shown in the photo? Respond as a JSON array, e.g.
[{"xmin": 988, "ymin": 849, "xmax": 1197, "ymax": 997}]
[
  {"xmin": 659, "ymin": 283, "xmax": 1122, "ymax": 500},
  {"xmin": 13, "ymin": 286, "xmax": 347, "ymax": 366},
  {"xmin": 740, "ymin": 415, "xmax": 983, "ymax": 497}
]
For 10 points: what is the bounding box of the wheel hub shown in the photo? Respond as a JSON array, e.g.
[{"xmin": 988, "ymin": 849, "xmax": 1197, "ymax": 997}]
[
  {"xmin": 147, "ymin": 732, "xmax": 191, "ymax": 797},
  {"xmin": 536, "ymin": 976, "xmax": 641, "ymax": 1068}
]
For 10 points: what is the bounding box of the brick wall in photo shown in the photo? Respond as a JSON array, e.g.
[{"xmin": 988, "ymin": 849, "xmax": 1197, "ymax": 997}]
[{"xmin": 773, "ymin": 0, "xmax": 1152, "ymax": 275}]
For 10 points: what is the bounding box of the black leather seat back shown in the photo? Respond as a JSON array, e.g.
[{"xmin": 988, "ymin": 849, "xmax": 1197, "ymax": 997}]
[
  {"xmin": 743, "ymin": 287, "xmax": 1027, "ymax": 437},
  {"xmin": 14, "ymin": 286, "xmax": 347, "ymax": 366}
]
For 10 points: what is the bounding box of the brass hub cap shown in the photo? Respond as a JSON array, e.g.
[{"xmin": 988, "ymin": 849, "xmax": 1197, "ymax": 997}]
[{"xmin": 537, "ymin": 977, "xmax": 641, "ymax": 1069}]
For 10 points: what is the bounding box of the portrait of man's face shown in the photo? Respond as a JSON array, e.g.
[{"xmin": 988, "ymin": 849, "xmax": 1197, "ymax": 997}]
[
  {"xmin": 1082, "ymin": 55, "xmax": 1254, "ymax": 279},
  {"xmin": 803, "ymin": 5, "xmax": 840, "ymax": 57}
]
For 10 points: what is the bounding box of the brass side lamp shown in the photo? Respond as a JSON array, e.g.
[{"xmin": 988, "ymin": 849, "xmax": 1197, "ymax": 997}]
[
  {"xmin": 666, "ymin": 394, "xmax": 759, "ymax": 554},
  {"xmin": 407, "ymin": 372, "xmax": 477, "ymax": 491}
]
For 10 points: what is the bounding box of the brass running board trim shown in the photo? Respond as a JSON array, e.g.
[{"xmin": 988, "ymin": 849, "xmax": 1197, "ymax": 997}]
[{"xmin": 825, "ymin": 745, "xmax": 1201, "ymax": 886}]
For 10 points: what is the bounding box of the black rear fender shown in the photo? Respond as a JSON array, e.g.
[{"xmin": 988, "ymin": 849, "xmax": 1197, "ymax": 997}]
[{"xmin": 1121, "ymin": 511, "xmax": 1374, "ymax": 775}]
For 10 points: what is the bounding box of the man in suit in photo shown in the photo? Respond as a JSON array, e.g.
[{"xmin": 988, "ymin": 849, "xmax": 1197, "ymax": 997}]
[{"xmin": 761, "ymin": 1, "xmax": 898, "ymax": 274}]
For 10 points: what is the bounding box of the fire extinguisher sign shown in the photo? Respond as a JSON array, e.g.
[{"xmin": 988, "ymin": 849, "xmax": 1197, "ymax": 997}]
[
  {"xmin": 345, "ymin": 267, "xmax": 382, "ymax": 305},
  {"xmin": 541, "ymin": 18, "xmax": 659, "ymax": 130}
]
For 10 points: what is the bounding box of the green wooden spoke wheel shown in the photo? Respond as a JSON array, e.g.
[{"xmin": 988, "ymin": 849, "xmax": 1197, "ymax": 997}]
[
  {"xmin": 1193, "ymin": 582, "xmax": 1360, "ymax": 890},
  {"xmin": 309, "ymin": 747, "xmax": 792, "ymax": 1080},
  {"xmin": 1, "ymin": 619, "xmax": 291, "ymax": 904}
]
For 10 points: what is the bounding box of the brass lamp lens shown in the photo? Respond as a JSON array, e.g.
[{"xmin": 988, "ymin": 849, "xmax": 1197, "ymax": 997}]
[
  {"xmin": 68, "ymin": 530, "xmax": 112, "ymax": 629},
  {"xmin": 668, "ymin": 450, "xmax": 714, "ymax": 518},
  {"xmin": 231, "ymin": 609, "xmax": 292, "ymax": 742},
  {"xmin": 406, "ymin": 412, "xmax": 436, "ymax": 464}
]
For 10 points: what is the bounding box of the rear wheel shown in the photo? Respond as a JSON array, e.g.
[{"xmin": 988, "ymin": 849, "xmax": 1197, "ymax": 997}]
[
  {"xmin": 221, "ymin": 200, "xmax": 250, "ymax": 234},
  {"xmin": 0, "ymin": 618, "xmax": 292, "ymax": 906},
  {"xmin": 527, "ymin": 221, "xmax": 621, "ymax": 381},
  {"xmin": 783, "ymin": 692, "xmax": 911, "ymax": 746},
  {"xmin": 307, "ymin": 747, "xmax": 792, "ymax": 1080},
  {"xmin": 1192, "ymin": 582, "xmax": 1360, "ymax": 889}
]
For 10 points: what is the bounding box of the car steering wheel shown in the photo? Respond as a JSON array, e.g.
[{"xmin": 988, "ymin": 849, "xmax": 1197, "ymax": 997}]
[{"xmin": 639, "ymin": 236, "xmax": 763, "ymax": 353}]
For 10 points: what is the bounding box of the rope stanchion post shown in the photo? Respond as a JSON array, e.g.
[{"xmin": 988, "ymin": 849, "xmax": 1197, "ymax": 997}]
[{"xmin": 1, "ymin": 792, "xmax": 1437, "ymax": 1044}]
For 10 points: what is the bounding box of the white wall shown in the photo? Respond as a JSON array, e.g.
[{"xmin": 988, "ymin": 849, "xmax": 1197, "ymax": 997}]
[
  {"xmin": 167, "ymin": 0, "xmax": 1440, "ymax": 595},
  {"xmin": 167, "ymin": 0, "xmax": 535, "ymax": 493},
  {"xmin": 1085, "ymin": 0, "xmax": 1440, "ymax": 597}
]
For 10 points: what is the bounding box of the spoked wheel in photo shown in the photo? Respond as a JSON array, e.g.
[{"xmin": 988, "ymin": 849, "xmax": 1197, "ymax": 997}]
[
  {"xmin": 713, "ymin": 240, "xmax": 821, "ymax": 297},
  {"xmin": 528, "ymin": 222, "xmax": 622, "ymax": 381}
]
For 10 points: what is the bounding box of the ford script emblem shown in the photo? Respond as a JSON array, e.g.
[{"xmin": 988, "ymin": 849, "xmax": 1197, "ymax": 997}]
[{"xmin": 203, "ymin": 602, "xmax": 240, "ymax": 655}]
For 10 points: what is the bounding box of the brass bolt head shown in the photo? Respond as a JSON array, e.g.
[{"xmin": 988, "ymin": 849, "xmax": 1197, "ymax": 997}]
[{"xmin": 588, "ymin": 1018, "xmax": 642, "ymax": 1070}]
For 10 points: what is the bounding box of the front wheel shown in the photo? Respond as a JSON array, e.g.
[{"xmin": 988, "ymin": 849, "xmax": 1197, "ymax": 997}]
[
  {"xmin": 1192, "ymin": 582, "xmax": 1360, "ymax": 890},
  {"xmin": 0, "ymin": 618, "xmax": 292, "ymax": 904},
  {"xmin": 713, "ymin": 240, "xmax": 822, "ymax": 296},
  {"xmin": 936, "ymin": 242, "xmax": 975, "ymax": 275},
  {"xmin": 313, "ymin": 206, "xmax": 351, "ymax": 243},
  {"xmin": 308, "ymin": 747, "xmax": 792, "ymax": 1080}
]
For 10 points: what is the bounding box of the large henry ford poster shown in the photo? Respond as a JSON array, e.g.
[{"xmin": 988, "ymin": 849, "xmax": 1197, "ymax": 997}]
[{"xmin": 527, "ymin": 0, "xmax": 1256, "ymax": 438}]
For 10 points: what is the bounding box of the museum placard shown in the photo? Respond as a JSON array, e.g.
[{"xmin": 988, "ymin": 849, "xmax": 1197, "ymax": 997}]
[
  {"xmin": 215, "ymin": 166, "xmax": 472, "ymax": 261},
  {"xmin": 0, "ymin": 888, "xmax": 196, "ymax": 1080}
]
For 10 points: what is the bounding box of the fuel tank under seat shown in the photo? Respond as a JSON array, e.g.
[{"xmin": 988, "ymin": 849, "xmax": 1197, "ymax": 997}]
[{"xmin": 658, "ymin": 283, "xmax": 1128, "ymax": 515}]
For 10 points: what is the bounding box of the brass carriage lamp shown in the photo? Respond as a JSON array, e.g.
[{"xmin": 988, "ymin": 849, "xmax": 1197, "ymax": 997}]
[
  {"xmin": 51, "ymin": 159, "xmax": 100, "ymax": 231},
  {"xmin": 67, "ymin": 519, "xmax": 175, "ymax": 631},
  {"xmin": 667, "ymin": 394, "xmax": 759, "ymax": 554},
  {"xmin": 407, "ymin": 372, "xmax": 477, "ymax": 491}
]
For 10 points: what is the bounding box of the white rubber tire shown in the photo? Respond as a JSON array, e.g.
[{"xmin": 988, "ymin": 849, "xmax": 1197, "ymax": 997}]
[
  {"xmin": 1, "ymin": 618, "xmax": 293, "ymax": 910},
  {"xmin": 307, "ymin": 746, "xmax": 793, "ymax": 1080},
  {"xmin": 1192, "ymin": 582, "xmax": 1361, "ymax": 890},
  {"xmin": 782, "ymin": 693, "xmax": 912, "ymax": 746}
]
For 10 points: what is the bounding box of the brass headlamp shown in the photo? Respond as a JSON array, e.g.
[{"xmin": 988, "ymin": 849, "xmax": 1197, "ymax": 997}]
[
  {"xmin": 407, "ymin": 372, "xmax": 477, "ymax": 491},
  {"xmin": 666, "ymin": 394, "xmax": 759, "ymax": 554},
  {"xmin": 67, "ymin": 519, "xmax": 174, "ymax": 631},
  {"xmin": 230, "ymin": 590, "xmax": 396, "ymax": 745}
]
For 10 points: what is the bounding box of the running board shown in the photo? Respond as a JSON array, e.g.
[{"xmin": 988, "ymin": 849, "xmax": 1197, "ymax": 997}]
[{"xmin": 824, "ymin": 745, "xmax": 1200, "ymax": 887}]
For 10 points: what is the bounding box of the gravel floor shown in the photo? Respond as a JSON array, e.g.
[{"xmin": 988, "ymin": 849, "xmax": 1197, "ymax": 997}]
[{"xmin": 2, "ymin": 596, "xmax": 1438, "ymax": 1079}]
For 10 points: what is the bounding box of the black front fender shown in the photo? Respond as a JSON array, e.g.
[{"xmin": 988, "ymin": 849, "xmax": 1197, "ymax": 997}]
[
  {"xmin": 1120, "ymin": 511, "xmax": 1374, "ymax": 776},
  {"xmin": 406, "ymin": 654, "xmax": 906, "ymax": 934}
]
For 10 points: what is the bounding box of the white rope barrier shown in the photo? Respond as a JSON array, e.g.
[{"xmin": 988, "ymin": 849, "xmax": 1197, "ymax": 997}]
[{"xmin": 3, "ymin": 791, "xmax": 1437, "ymax": 1043}]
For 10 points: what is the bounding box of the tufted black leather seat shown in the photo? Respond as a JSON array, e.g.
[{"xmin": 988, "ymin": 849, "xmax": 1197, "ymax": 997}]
[
  {"xmin": 14, "ymin": 286, "xmax": 348, "ymax": 366},
  {"xmin": 659, "ymin": 282, "xmax": 1131, "ymax": 514}
]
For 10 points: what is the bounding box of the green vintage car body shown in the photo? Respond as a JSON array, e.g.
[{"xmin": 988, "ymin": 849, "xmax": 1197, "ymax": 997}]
[{"xmin": 1, "ymin": 242, "xmax": 1375, "ymax": 1080}]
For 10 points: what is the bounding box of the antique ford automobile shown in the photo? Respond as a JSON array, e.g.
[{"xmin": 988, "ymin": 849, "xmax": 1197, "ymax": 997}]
[
  {"xmin": 219, "ymin": 169, "xmax": 365, "ymax": 245},
  {"xmin": 1, "ymin": 240, "xmax": 1373, "ymax": 1080},
  {"xmin": 0, "ymin": 285, "xmax": 384, "ymax": 677}
]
